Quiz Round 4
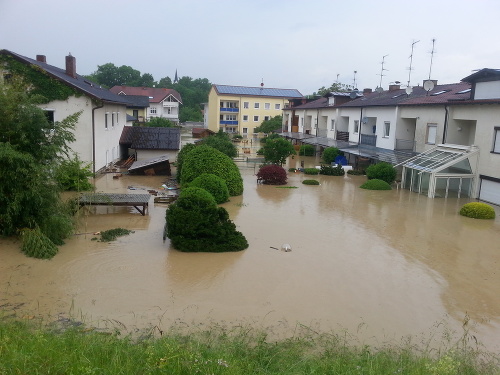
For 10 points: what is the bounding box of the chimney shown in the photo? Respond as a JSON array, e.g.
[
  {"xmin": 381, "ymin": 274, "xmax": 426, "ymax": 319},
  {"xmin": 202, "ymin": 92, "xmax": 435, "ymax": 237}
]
[
  {"xmin": 389, "ymin": 84, "xmax": 400, "ymax": 91},
  {"xmin": 36, "ymin": 55, "xmax": 46, "ymax": 63},
  {"xmin": 65, "ymin": 54, "xmax": 76, "ymax": 78},
  {"xmin": 363, "ymin": 88, "xmax": 372, "ymax": 94}
]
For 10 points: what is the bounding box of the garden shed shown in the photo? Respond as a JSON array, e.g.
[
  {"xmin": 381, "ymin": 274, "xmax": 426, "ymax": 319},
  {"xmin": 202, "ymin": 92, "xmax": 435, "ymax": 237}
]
[{"xmin": 400, "ymin": 144, "xmax": 479, "ymax": 198}]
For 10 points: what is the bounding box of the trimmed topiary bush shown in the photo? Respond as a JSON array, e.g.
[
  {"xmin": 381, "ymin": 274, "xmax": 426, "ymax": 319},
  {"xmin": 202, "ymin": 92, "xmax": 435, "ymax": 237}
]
[
  {"xmin": 176, "ymin": 143, "xmax": 196, "ymax": 182},
  {"xmin": 320, "ymin": 164, "xmax": 345, "ymax": 176},
  {"xmin": 366, "ymin": 162, "xmax": 397, "ymax": 184},
  {"xmin": 189, "ymin": 173, "xmax": 229, "ymax": 204},
  {"xmin": 360, "ymin": 179, "xmax": 392, "ymax": 190},
  {"xmin": 257, "ymin": 164, "xmax": 287, "ymax": 185},
  {"xmin": 302, "ymin": 179, "xmax": 320, "ymax": 185},
  {"xmin": 459, "ymin": 202, "xmax": 496, "ymax": 219},
  {"xmin": 165, "ymin": 187, "xmax": 248, "ymax": 252},
  {"xmin": 304, "ymin": 168, "xmax": 320, "ymax": 175},
  {"xmin": 180, "ymin": 145, "xmax": 243, "ymax": 196},
  {"xmin": 299, "ymin": 144, "xmax": 315, "ymax": 156}
]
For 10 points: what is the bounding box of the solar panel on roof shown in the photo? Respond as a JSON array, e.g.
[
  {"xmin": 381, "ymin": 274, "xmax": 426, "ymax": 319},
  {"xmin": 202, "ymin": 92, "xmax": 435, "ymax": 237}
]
[{"xmin": 215, "ymin": 85, "xmax": 302, "ymax": 98}]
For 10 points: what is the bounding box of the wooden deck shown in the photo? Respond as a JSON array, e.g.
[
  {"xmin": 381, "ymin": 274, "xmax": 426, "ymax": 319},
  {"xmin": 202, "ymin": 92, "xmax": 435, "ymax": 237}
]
[{"xmin": 79, "ymin": 193, "xmax": 151, "ymax": 215}]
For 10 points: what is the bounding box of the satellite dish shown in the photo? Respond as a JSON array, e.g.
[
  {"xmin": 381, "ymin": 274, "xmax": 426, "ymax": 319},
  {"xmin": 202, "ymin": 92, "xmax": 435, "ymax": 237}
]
[
  {"xmin": 423, "ymin": 80, "xmax": 435, "ymax": 92},
  {"xmin": 349, "ymin": 90, "xmax": 358, "ymax": 99},
  {"xmin": 375, "ymin": 86, "xmax": 384, "ymax": 93},
  {"xmin": 405, "ymin": 86, "xmax": 413, "ymax": 95}
]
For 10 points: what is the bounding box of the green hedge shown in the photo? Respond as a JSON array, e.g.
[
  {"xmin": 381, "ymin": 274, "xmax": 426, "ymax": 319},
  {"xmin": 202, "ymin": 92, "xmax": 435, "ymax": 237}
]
[
  {"xmin": 299, "ymin": 144, "xmax": 315, "ymax": 156},
  {"xmin": 302, "ymin": 179, "xmax": 320, "ymax": 185},
  {"xmin": 180, "ymin": 145, "xmax": 243, "ymax": 196},
  {"xmin": 303, "ymin": 168, "xmax": 320, "ymax": 175},
  {"xmin": 360, "ymin": 179, "xmax": 392, "ymax": 190},
  {"xmin": 366, "ymin": 162, "xmax": 397, "ymax": 184},
  {"xmin": 189, "ymin": 173, "xmax": 229, "ymax": 204},
  {"xmin": 459, "ymin": 202, "xmax": 496, "ymax": 219},
  {"xmin": 320, "ymin": 164, "xmax": 344, "ymax": 176}
]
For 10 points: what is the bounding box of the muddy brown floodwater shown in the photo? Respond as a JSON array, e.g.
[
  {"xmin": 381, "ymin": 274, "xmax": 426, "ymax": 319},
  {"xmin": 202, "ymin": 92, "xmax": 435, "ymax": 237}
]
[{"xmin": 1, "ymin": 152, "xmax": 499, "ymax": 353}]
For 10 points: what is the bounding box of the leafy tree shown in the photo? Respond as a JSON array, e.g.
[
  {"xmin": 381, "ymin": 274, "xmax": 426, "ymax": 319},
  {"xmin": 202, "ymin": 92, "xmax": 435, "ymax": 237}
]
[
  {"xmin": 55, "ymin": 154, "xmax": 94, "ymax": 191},
  {"xmin": 299, "ymin": 144, "xmax": 315, "ymax": 156},
  {"xmin": 0, "ymin": 81, "xmax": 78, "ymax": 256},
  {"xmin": 259, "ymin": 133, "xmax": 280, "ymax": 145},
  {"xmin": 262, "ymin": 138, "xmax": 296, "ymax": 166},
  {"xmin": 200, "ymin": 130, "xmax": 237, "ymax": 158},
  {"xmin": 180, "ymin": 145, "xmax": 243, "ymax": 196},
  {"xmin": 165, "ymin": 187, "xmax": 248, "ymax": 252},
  {"xmin": 179, "ymin": 106, "xmax": 203, "ymax": 122},
  {"xmin": 366, "ymin": 162, "xmax": 397, "ymax": 184},
  {"xmin": 315, "ymin": 82, "xmax": 354, "ymax": 96},
  {"xmin": 256, "ymin": 165, "xmax": 288, "ymax": 185},
  {"xmin": 322, "ymin": 147, "xmax": 343, "ymax": 164},
  {"xmin": 189, "ymin": 173, "xmax": 229, "ymax": 204},
  {"xmin": 157, "ymin": 76, "xmax": 172, "ymax": 88},
  {"xmin": 147, "ymin": 117, "xmax": 175, "ymax": 127},
  {"xmin": 175, "ymin": 143, "xmax": 196, "ymax": 182},
  {"xmin": 139, "ymin": 73, "xmax": 155, "ymax": 87},
  {"xmin": 254, "ymin": 115, "xmax": 283, "ymax": 133}
]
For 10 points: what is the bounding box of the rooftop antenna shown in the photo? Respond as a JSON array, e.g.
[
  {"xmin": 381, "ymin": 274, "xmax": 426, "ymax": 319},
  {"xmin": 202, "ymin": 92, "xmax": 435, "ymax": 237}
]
[
  {"xmin": 260, "ymin": 78, "xmax": 264, "ymax": 87},
  {"xmin": 353, "ymin": 70, "xmax": 357, "ymax": 90},
  {"xmin": 407, "ymin": 40, "xmax": 420, "ymax": 88},
  {"xmin": 336, "ymin": 73, "xmax": 340, "ymax": 83},
  {"xmin": 377, "ymin": 54, "xmax": 389, "ymax": 91},
  {"xmin": 428, "ymin": 38, "xmax": 436, "ymax": 80}
]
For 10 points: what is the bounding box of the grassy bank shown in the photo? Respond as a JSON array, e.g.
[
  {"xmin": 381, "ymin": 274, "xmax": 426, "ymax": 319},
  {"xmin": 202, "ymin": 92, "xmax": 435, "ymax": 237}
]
[{"xmin": 0, "ymin": 317, "xmax": 498, "ymax": 374}]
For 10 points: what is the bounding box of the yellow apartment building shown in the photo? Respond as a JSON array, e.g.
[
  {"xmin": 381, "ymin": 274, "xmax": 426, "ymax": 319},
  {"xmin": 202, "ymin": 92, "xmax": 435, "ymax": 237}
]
[{"xmin": 205, "ymin": 84, "xmax": 303, "ymax": 135}]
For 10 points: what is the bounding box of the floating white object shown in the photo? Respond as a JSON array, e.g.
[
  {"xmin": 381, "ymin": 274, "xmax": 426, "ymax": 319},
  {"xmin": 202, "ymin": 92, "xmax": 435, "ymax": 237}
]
[{"xmin": 281, "ymin": 243, "xmax": 291, "ymax": 252}]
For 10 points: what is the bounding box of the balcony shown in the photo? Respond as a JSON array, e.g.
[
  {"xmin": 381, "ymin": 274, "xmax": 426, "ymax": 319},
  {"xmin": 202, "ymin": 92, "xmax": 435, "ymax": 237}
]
[
  {"xmin": 336, "ymin": 130, "xmax": 349, "ymax": 141},
  {"xmin": 395, "ymin": 138, "xmax": 416, "ymax": 151},
  {"xmin": 220, "ymin": 120, "xmax": 238, "ymax": 125},
  {"xmin": 220, "ymin": 107, "xmax": 239, "ymax": 113},
  {"xmin": 360, "ymin": 134, "xmax": 377, "ymax": 146}
]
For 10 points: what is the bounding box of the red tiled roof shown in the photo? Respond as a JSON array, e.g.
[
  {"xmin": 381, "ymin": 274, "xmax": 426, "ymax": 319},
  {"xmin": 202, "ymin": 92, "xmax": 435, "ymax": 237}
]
[{"xmin": 109, "ymin": 86, "xmax": 182, "ymax": 104}]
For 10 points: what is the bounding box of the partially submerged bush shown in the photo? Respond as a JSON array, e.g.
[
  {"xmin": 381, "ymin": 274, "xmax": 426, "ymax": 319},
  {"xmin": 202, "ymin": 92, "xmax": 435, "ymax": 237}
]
[
  {"xmin": 360, "ymin": 179, "xmax": 392, "ymax": 190},
  {"xmin": 166, "ymin": 187, "xmax": 248, "ymax": 252},
  {"xmin": 288, "ymin": 167, "xmax": 297, "ymax": 172},
  {"xmin": 20, "ymin": 227, "xmax": 58, "ymax": 259},
  {"xmin": 366, "ymin": 162, "xmax": 397, "ymax": 184},
  {"xmin": 55, "ymin": 154, "xmax": 93, "ymax": 191},
  {"xmin": 459, "ymin": 202, "xmax": 496, "ymax": 219},
  {"xmin": 347, "ymin": 169, "xmax": 366, "ymax": 175},
  {"xmin": 256, "ymin": 164, "xmax": 288, "ymax": 185},
  {"xmin": 304, "ymin": 168, "xmax": 319, "ymax": 175},
  {"xmin": 180, "ymin": 145, "xmax": 243, "ymax": 196},
  {"xmin": 189, "ymin": 173, "xmax": 229, "ymax": 204},
  {"xmin": 98, "ymin": 228, "xmax": 133, "ymax": 242},
  {"xmin": 298, "ymin": 144, "xmax": 315, "ymax": 156},
  {"xmin": 302, "ymin": 179, "xmax": 320, "ymax": 185},
  {"xmin": 320, "ymin": 164, "xmax": 344, "ymax": 176}
]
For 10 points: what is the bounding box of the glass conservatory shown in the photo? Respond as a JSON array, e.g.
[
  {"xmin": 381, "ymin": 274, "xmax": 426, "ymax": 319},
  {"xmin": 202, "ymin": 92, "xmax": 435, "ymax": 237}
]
[{"xmin": 400, "ymin": 144, "xmax": 479, "ymax": 198}]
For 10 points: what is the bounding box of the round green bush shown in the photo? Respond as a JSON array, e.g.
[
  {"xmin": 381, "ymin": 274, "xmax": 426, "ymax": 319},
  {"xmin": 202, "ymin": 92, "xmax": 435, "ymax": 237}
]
[
  {"xmin": 303, "ymin": 168, "xmax": 320, "ymax": 175},
  {"xmin": 288, "ymin": 167, "xmax": 297, "ymax": 172},
  {"xmin": 366, "ymin": 162, "xmax": 397, "ymax": 184},
  {"xmin": 320, "ymin": 164, "xmax": 345, "ymax": 176},
  {"xmin": 360, "ymin": 179, "xmax": 392, "ymax": 190},
  {"xmin": 459, "ymin": 202, "xmax": 496, "ymax": 219},
  {"xmin": 302, "ymin": 179, "xmax": 320, "ymax": 185},
  {"xmin": 180, "ymin": 145, "xmax": 243, "ymax": 196},
  {"xmin": 165, "ymin": 187, "xmax": 248, "ymax": 252},
  {"xmin": 299, "ymin": 144, "xmax": 315, "ymax": 156},
  {"xmin": 322, "ymin": 147, "xmax": 343, "ymax": 164},
  {"xmin": 257, "ymin": 164, "xmax": 288, "ymax": 185},
  {"xmin": 189, "ymin": 173, "xmax": 229, "ymax": 204}
]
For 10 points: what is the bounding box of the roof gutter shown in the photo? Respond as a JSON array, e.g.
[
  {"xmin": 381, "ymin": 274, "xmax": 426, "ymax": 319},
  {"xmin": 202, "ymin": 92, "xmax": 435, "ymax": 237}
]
[
  {"xmin": 442, "ymin": 105, "xmax": 449, "ymax": 144},
  {"xmin": 92, "ymin": 101, "xmax": 104, "ymax": 177}
]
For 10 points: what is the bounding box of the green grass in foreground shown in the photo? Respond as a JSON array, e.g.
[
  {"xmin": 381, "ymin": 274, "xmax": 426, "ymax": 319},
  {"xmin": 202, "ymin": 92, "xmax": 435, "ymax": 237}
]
[{"xmin": 0, "ymin": 318, "xmax": 498, "ymax": 374}]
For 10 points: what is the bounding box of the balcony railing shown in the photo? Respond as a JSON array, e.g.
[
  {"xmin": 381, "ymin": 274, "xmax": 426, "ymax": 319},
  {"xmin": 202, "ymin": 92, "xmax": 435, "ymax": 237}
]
[
  {"xmin": 360, "ymin": 133, "xmax": 377, "ymax": 146},
  {"xmin": 220, "ymin": 120, "xmax": 238, "ymax": 125},
  {"xmin": 336, "ymin": 130, "xmax": 349, "ymax": 141},
  {"xmin": 395, "ymin": 138, "xmax": 416, "ymax": 151},
  {"xmin": 220, "ymin": 107, "xmax": 239, "ymax": 112},
  {"xmin": 163, "ymin": 102, "xmax": 178, "ymax": 107}
]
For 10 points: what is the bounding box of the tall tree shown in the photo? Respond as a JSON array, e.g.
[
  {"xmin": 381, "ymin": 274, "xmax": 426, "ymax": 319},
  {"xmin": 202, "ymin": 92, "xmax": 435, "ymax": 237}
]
[
  {"xmin": 254, "ymin": 115, "xmax": 283, "ymax": 133},
  {"xmin": 315, "ymin": 82, "xmax": 354, "ymax": 96},
  {"xmin": 262, "ymin": 138, "xmax": 296, "ymax": 166}
]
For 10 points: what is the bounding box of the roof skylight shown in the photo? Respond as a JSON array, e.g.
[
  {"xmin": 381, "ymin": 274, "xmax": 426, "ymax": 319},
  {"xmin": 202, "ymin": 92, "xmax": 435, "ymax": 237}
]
[
  {"xmin": 456, "ymin": 88, "xmax": 471, "ymax": 94},
  {"xmin": 431, "ymin": 90, "xmax": 450, "ymax": 96}
]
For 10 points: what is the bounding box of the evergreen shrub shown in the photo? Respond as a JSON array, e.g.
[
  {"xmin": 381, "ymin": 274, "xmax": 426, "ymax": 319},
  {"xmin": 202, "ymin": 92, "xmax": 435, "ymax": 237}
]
[
  {"xmin": 304, "ymin": 168, "xmax": 320, "ymax": 175},
  {"xmin": 347, "ymin": 169, "xmax": 366, "ymax": 175},
  {"xmin": 165, "ymin": 187, "xmax": 248, "ymax": 252},
  {"xmin": 366, "ymin": 162, "xmax": 397, "ymax": 184},
  {"xmin": 288, "ymin": 168, "xmax": 297, "ymax": 172},
  {"xmin": 302, "ymin": 179, "xmax": 320, "ymax": 185},
  {"xmin": 189, "ymin": 173, "xmax": 229, "ymax": 204},
  {"xmin": 256, "ymin": 164, "xmax": 287, "ymax": 185},
  {"xmin": 322, "ymin": 147, "xmax": 343, "ymax": 164},
  {"xmin": 299, "ymin": 144, "xmax": 315, "ymax": 156},
  {"xmin": 55, "ymin": 154, "xmax": 94, "ymax": 191},
  {"xmin": 180, "ymin": 145, "xmax": 243, "ymax": 196},
  {"xmin": 320, "ymin": 164, "xmax": 345, "ymax": 176},
  {"xmin": 360, "ymin": 179, "xmax": 392, "ymax": 190},
  {"xmin": 459, "ymin": 202, "xmax": 496, "ymax": 219}
]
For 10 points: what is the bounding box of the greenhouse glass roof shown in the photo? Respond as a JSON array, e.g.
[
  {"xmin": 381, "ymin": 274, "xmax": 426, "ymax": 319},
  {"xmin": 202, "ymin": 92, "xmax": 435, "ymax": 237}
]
[{"xmin": 403, "ymin": 145, "xmax": 478, "ymax": 174}]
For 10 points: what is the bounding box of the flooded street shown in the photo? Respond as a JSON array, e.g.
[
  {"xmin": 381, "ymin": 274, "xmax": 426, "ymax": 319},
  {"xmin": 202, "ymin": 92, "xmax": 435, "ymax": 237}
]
[{"xmin": 1, "ymin": 150, "xmax": 499, "ymax": 353}]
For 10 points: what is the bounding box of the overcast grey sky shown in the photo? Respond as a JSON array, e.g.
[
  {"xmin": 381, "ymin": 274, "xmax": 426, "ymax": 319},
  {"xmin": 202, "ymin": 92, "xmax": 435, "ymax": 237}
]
[{"xmin": 1, "ymin": 0, "xmax": 499, "ymax": 95}]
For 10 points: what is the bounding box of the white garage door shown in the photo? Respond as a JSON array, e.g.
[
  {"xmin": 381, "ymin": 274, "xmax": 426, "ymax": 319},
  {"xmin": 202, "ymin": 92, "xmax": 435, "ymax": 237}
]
[{"xmin": 479, "ymin": 178, "xmax": 500, "ymax": 206}]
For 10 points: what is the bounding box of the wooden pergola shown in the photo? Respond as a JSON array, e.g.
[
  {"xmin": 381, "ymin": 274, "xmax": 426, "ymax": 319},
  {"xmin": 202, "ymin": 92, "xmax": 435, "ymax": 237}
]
[{"xmin": 78, "ymin": 193, "xmax": 151, "ymax": 215}]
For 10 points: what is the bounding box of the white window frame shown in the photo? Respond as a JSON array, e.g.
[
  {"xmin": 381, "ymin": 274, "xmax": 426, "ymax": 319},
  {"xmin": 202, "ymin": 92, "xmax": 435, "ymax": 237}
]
[
  {"xmin": 264, "ymin": 116, "xmax": 270, "ymax": 121},
  {"xmin": 426, "ymin": 123, "xmax": 437, "ymax": 145},
  {"xmin": 265, "ymin": 103, "xmax": 270, "ymax": 110},
  {"xmin": 243, "ymin": 102, "xmax": 249, "ymax": 109},
  {"xmin": 243, "ymin": 115, "xmax": 248, "ymax": 122},
  {"xmin": 150, "ymin": 107, "xmax": 157, "ymax": 114},
  {"xmin": 242, "ymin": 127, "xmax": 248, "ymax": 134},
  {"xmin": 354, "ymin": 120, "xmax": 359, "ymax": 134},
  {"xmin": 253, "ymin": 115, "xmax": 259, "ymax": 122},
  {"xmin": 105, "ymin": 112, "xmax": 109, "ymax": 130},
  {"xmin": 275, "ymin": 103, "xmax": 281, "ymax": 110},
  {"xmin": 383, "ymin": 121, "xmax": 390, "ymax": 137},
  {"xmin": 254, "ymin": 102, "xmax": 260, "ymax": 109},
  {"xmin": 117, "ymin": 112, "xmax": 120, "ymax": 125},
  {"xmin": 112, "ymin": 112, "xmax": 115, "ymax": 128},
  {"xmin": 331, "ymin": 119, "xmax": 335, "ymax": 130},
  {"xmin": 493, "ymin": 127, "xmax": 500, "ymax": 153}
]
